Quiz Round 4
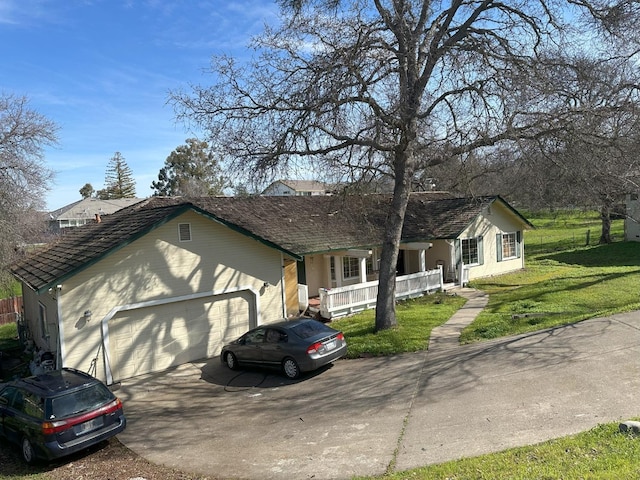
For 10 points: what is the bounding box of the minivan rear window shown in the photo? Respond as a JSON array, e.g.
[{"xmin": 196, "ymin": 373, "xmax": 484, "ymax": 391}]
[{"xmin": 49, "ymin": 383, "xmax": 114, "ymax": 419}]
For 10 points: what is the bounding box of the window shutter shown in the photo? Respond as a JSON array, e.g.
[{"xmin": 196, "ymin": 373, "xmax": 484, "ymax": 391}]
[
  {"xmin": 178, "ymin": 223, "xmax": 192, "ymax": 242},
  {"xmin": 516, "ymin": 231, "xmax": 522, "ymax": 258},
  {"xmin": 496, "ymin": 233, "xmax": 503, "ymax": 262},
  {"xmin": 478, "ymin": 236, "xmax": 484, "ymax": 265}
]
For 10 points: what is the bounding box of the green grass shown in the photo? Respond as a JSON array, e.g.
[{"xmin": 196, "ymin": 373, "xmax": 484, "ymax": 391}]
[
  {"xmin": 461, "ymin": 216, "xmax": 638, "ymax": 343},
  {"xmin": 360, "ymin": 421, "xmax": 640, "ymax": 480},
  {"xmin": 522, "ymin": 209, "xmax": 624, "ymax": 255},
  {"xmin": 0, "ymin": 280, "xmax": 22, "ymax": 299},
  {"xmin": 331, "ymin": 293, "xmax": 466, "ymax": 358},
  {"xmin": 0, "ymin": 322, "xmax": 20, "ymax": 352}
]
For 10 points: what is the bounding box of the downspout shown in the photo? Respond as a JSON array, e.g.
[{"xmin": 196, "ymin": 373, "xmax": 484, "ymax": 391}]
[
  {"xmin": 280, "ymin": 252, "xmax": 287, "ymax": 318},
  {"xmin": 55, "ymin": 285, "xmax": 65, "ymax": 369}
]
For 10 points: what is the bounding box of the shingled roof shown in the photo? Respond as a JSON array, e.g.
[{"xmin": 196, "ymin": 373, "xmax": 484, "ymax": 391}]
[{"xmin": 11, "ymin": 193, "xmax": 530, "ymax": 293}]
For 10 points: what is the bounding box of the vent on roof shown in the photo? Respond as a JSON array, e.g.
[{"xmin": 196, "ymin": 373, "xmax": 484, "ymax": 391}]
[{"xmin": 178, "ymin": 223, "xmax": 192, "ymax": 242}]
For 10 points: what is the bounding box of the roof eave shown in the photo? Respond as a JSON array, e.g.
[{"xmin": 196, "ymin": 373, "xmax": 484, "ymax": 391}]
[
  {"xmin": 189, "ymin": 205, "xmax": 303, "ymax": 261},
  {"xmin": 27, "ymin": 204, "xmax": 197, "ymax": 294}
]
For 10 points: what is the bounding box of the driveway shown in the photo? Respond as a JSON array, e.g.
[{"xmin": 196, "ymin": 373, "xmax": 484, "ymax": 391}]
[{"xmin": 116, "ymin": 311, "xmax": 640, "ymax": 480}]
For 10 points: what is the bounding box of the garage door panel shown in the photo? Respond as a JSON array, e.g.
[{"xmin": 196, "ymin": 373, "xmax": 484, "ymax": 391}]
[{"xmin": 108, "ymin": 292, "xmax": 252, "ymax": 382}]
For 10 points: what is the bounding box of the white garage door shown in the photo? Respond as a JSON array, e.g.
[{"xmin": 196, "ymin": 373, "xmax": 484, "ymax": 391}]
[{"xmin": 108, "ymin": 292, "xmax": 252, "ymax": 382}]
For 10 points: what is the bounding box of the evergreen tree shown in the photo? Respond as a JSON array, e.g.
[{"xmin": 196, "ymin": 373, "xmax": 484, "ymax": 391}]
[
  {"xmin": 98, "ymin": 152, "xmax": 136, "ymax": 199},
  {"xmin": 151, "ymin": 138, "xmax": 228, "ymax": 196},
  {"xmin": 79, "ymin": 183, "xmax": 94, "ymax": 199}
]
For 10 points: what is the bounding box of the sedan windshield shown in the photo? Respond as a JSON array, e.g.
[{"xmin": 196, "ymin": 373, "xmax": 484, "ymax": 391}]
[{"xmin": 49, "ymin": 383, "xmax": 114, "ymax": 419}]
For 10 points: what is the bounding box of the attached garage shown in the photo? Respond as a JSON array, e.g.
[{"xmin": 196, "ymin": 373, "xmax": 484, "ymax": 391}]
[{"xmin": 104, "ymin": 290, "xmax": 257, "ymax": 383}]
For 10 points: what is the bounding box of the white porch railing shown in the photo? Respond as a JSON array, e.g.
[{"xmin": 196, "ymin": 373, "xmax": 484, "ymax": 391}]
[{"xmin": 318, "ymin": 267, "xmax": 443, "ymax": 319}]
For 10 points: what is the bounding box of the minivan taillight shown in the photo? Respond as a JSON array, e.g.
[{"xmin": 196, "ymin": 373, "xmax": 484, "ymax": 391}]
[{"xmin": 42, "ymin": 398, "xmax": 123, "ymax": 435}]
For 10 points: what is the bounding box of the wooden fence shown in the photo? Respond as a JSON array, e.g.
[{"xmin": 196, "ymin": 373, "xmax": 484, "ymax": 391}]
[{"xmin": 0, "ymin": 296, "xmax": 23, "ymax": 325}]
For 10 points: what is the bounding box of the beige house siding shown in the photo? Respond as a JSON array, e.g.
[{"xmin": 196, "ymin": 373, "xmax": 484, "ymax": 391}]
[
  {"xmin": 625, "ymin": 194, "xmax": 640, "ymax": 241},
  {"xmin": 460, "ymin": 203, "xmax": 525, "ymax": 281},
  {"xmin": 304, "ymin": 254, "xmax": 330, "ymax": 297},
  {"xmin": 53, "ymin": 210, "xmax": 286, "ymax": 382}
]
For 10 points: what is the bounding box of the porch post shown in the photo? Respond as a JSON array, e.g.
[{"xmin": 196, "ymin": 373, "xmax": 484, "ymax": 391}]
[
  {"xmin": 419, "ymin": 249, "xmax": 426, "ymax": 272},
  {"xmin": 336, "ymin": 256, "xmax": 343, "ymax": 287},
  {"xmin": 359, "ymin": 257, "xmax": 367, "ymax": 283},
  {"xmin": 325, "ymin": 255, "xmax": 333, "ymax": 288}
]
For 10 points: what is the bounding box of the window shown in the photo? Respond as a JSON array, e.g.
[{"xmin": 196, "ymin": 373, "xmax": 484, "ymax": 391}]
[
  {"xmin": 502, "ymin": 233, "xmax": 517, "ymax": 259},
  {"xmin": 244, "ymin": 328, "xmax": 265, "ymax": 345},
  {"xmin": 39, "ymin": 303, "xmax": 49, "ymax": 339},
  {"xmin": 178, "ymin": 223, "xmax": 192, "ymax": 242},
  {"xmin": 497, "ymin": 232, "xmax": 521, "ymax": 261},
  {"xmin": 265, "ymin": 329, "xmax": 286, "ymax": 343},
  {"xmin": 343, "ymin": 257, "xmax": 360, "ymax": 279},
  {"xmin": 461, "ymin": 238, "xmax": 479, "ymax": 265},
  {"xmin": 330, "ymin": 257, "xmax": 336, "ymax": 281},
  {"xmin": 23, "ymin": 392, "xmax": 44, "ymax": 419}
]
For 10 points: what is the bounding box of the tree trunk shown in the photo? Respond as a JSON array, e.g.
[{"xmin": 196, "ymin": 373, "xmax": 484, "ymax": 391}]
[
  {"xmin": 599, "ymin": 203, "xmax": 612, "ymax": 244},
  {"xmin": 374, "ymin": 151, "xmax": 413, "ymax": 332}
]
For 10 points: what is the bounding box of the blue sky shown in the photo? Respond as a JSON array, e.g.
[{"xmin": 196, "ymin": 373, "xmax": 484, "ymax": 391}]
[{"xmin": 0, "ymin": 0, "xmax": 278, "ymax": 211}]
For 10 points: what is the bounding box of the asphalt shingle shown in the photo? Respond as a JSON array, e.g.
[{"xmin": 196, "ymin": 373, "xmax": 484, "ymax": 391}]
[{"xmin": 11, "ymin": 193, "xmax": 523, "ymax": 293}]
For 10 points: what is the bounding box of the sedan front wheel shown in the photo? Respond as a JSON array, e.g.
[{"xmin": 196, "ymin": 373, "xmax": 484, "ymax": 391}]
[
  {"xmin": 225, "ymin": 352, "xmax": 238, "ymax": 370},
  {"xmin": 282, "ymin": 357, "xmax": 300, "ymax": 379}
]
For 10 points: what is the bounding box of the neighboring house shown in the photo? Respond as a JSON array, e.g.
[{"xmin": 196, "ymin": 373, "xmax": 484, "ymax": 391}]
[
  {"xmin": 11, "ymin": 193, "xmax": 532, "ymax": 385},
  {"xmin": 48, "ymin": 197, "xmax": 141, "ymax": 233},
  {"xmin": 625, "ymin": 192, "xmax": 640, "ymax": 241},
  {"xmin": 262, "ymin": 179, "xmax": 327, "ymax": 196}
]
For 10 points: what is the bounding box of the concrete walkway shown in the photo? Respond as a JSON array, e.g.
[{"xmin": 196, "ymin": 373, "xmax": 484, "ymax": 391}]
[{"xmin": 428, "ymin": 288, "xmax": 489, "ymax": 350}]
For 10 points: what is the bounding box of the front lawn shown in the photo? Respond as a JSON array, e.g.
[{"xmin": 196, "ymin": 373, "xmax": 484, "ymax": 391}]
[
  {"xmin": 360, "ymin": 421, "xmax": 640, "ymax": 480},
  {"xmin": 461, "ymin": 214, "xmax": 639, "ymax": 343},
  {"xmin": 331, "ymin": 292, "xmax": 466, "ymax": 358}
]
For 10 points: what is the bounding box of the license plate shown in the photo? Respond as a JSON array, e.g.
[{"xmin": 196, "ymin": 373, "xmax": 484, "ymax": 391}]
[
  {"xmin": 325, "ymin": 340, "xmax": 336, "ymax": 351},
  {"xmin": 75, "ymin": 417, "xmax": 104, "ymax": 435}
]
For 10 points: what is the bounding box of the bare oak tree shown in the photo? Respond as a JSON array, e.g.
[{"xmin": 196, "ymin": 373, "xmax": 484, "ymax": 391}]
[
  {"xmin": 171, "ymin": 0, "xmax": 636, "ymax": 331},
  {"xmin": 0, "ymin": 93, "xmax": 57, "ymax": 288}
]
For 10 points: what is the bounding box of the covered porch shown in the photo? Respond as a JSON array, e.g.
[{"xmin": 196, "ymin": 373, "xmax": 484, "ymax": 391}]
[
  {"xmin": 293, "ymin": 240, "xmax": 462, "ymax": 320},
  {"xmin": 315, "ymin": 267, "xmax": 445, "ymax": 319}
]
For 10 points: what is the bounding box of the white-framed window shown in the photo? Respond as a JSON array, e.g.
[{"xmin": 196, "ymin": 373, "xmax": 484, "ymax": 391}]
[
  {"xmin": 502, "ymin": 233, "xmax": 517, "ymax": 259},
  {"xmin": 497, "ymin": 232, "xmax": 521, "ymax": 261},
  {"xmin": 461, "ymin": 238, "xmax": 478, "ymax": 265},
  {"xmin": 343, "ymin": 257, "xmax": 360, "ymax": 279},
  {"xmin": 39, "ymin": 303, "xmax": 49, "ymax": 339},
  {"xmin": 178, "ymin": 223, "xmax": 192, "ymax": 242}
]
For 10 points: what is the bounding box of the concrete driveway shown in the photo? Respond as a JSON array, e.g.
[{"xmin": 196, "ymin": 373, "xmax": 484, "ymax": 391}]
[{"xmin": 116, "ymin": 311, "xmax": 640, "ymax": 480}]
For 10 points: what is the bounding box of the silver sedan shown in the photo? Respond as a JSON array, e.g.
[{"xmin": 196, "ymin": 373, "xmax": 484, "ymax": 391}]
[{"xmin": 221, "ymin": 318, "xmax": 348, "ymax": 379}]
